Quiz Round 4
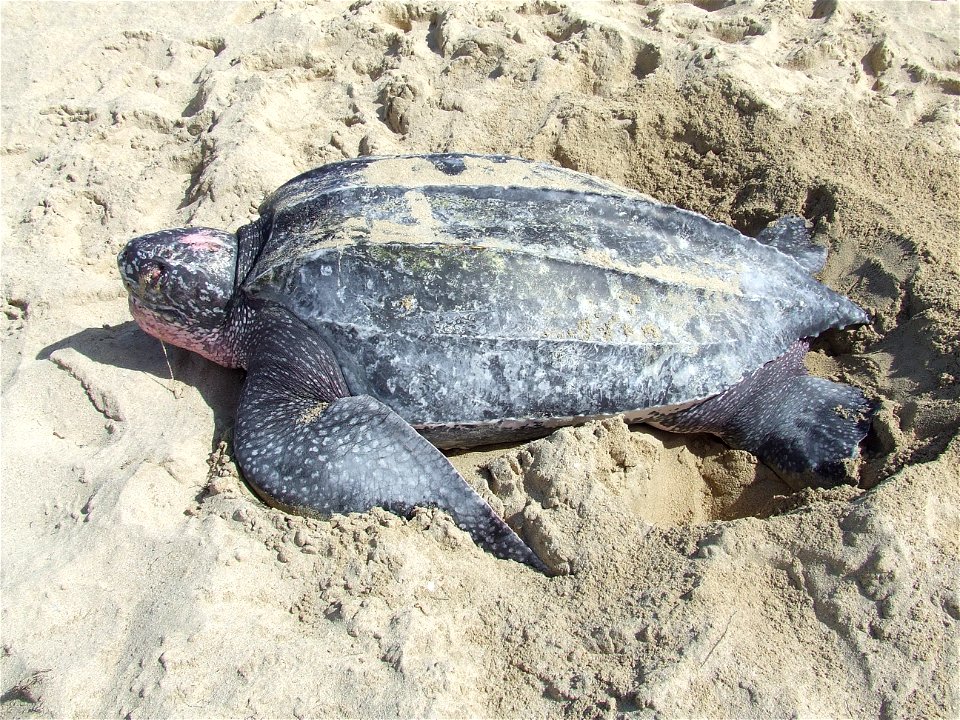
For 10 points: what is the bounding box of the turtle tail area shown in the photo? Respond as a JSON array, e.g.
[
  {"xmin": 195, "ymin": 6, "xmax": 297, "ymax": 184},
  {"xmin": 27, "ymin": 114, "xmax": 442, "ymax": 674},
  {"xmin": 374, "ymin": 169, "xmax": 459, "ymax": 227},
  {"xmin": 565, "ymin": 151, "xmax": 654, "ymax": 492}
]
[{"xmin": 653, "ymin": 341, "xmax": 875, "ymax": 487}]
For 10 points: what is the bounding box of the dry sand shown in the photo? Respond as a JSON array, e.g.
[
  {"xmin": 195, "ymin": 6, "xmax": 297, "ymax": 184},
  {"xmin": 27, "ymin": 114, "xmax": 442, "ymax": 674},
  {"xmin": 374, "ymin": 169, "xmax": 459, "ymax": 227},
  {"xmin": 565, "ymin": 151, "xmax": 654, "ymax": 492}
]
[{"xmin": 2, "ymin": 1, "xmax": 958, "ymax": 717}]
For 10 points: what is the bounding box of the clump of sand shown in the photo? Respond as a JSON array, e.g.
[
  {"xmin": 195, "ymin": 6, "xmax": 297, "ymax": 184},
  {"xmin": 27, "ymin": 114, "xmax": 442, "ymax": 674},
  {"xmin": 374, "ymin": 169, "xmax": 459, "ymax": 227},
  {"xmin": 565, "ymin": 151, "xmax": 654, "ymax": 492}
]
[{"xmin": 2, "ymin": 1, "xmax": 957, "ymax": 717}]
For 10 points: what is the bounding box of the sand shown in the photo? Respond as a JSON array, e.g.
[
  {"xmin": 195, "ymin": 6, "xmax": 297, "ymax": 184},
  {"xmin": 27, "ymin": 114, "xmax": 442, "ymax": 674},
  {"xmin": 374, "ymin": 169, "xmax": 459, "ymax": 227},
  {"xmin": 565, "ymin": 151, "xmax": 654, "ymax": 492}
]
[{"xmin": 1, "ymin": 1, "xmax": 958, "ymax": 717}]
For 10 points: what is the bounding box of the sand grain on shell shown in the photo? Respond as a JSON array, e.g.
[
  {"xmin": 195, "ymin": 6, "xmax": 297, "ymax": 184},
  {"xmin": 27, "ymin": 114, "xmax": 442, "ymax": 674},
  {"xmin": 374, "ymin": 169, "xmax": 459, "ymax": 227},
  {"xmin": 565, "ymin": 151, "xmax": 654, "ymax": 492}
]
[{"xmin": 2, "ymin": 1, "xmax": 958, "ymax": 718}]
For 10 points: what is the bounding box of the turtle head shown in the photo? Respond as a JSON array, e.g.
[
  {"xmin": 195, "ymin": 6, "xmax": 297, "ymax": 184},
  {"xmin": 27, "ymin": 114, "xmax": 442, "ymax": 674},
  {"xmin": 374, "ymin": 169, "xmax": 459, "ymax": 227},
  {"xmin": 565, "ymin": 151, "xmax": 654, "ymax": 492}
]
[{"xmin": 118, "ymin": 227, "xmax": 242, "ymax": 367}]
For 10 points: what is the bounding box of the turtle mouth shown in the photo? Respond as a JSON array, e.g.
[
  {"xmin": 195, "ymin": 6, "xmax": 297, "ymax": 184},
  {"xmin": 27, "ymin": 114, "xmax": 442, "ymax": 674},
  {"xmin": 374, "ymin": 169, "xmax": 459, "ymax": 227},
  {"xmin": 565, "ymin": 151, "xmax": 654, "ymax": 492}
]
[{"xmin": 128, "ymin": 294, "xmax": 179, "ymax": 324}]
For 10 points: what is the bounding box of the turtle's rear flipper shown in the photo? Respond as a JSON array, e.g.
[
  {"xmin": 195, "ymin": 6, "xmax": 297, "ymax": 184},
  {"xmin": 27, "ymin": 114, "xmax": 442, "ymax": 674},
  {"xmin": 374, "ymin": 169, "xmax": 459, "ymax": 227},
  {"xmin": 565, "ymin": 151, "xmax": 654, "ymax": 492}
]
[
  {"xmin": 755, "ymin": 215, "xmax": 828, "ymax": 275},
  {"xmin": 233, "ymin": 306, "xmax": 547, "ymax": 572},
  {"xmin": 653, "ymin": 341, "xmax": 874, "ymax": 486}
]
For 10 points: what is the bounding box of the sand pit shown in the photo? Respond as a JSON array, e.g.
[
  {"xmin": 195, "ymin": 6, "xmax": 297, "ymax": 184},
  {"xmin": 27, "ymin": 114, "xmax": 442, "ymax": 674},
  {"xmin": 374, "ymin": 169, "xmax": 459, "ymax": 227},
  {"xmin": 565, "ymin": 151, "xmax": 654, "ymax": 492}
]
[{"xmin": 2, "ymin": 1, "xmax": 957, "ymax": 717}]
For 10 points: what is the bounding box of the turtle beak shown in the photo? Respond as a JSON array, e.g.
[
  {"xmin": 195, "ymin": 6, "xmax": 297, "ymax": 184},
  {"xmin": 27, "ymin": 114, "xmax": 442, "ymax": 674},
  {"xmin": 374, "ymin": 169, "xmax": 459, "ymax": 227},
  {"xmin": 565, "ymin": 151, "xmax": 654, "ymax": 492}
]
[{"xmin": 117, "ymin": 244, "xmax": 139, "ymax": 292}]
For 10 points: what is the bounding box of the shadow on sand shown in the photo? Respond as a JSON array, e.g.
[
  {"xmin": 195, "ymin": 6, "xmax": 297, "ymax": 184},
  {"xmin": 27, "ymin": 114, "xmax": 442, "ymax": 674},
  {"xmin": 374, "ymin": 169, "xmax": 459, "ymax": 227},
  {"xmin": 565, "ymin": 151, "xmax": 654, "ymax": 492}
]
[{"xmin": 38, "ymin": 321, "xmax": 243, "ymax": 453}]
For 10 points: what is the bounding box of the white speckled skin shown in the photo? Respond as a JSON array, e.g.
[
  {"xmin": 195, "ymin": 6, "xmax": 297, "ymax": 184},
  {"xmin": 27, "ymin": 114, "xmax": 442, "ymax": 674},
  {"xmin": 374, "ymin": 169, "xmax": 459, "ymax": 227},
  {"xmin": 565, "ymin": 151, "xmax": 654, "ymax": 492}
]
[{"xmin": 118, "ymin": 153, "xmax": 873, "ymax": 571}]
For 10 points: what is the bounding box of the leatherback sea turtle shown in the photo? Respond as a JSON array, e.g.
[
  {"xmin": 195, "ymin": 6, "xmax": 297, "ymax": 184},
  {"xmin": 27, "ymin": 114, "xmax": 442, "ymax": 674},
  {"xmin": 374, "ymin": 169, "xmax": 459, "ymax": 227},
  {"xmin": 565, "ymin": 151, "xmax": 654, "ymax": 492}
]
[{"xmin": 118, "ymin": 153, "xmax": 872, "ymax": 572}]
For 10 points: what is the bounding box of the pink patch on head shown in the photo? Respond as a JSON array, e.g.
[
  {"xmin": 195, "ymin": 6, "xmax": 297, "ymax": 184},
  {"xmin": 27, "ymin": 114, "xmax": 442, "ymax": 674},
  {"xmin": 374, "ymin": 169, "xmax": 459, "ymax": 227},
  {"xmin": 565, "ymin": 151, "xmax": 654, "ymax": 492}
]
[{"xmin": 181, "ymin": 230, "xmax": 228, "ymax": 252}]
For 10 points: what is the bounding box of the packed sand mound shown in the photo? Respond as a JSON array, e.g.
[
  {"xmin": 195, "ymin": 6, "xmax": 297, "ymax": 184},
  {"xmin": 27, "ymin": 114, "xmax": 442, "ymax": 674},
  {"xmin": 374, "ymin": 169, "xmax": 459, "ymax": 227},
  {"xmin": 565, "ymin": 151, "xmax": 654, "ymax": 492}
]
[{"xmin": 2, "ymin": 1, "xmax": 957, "ymax": 717}]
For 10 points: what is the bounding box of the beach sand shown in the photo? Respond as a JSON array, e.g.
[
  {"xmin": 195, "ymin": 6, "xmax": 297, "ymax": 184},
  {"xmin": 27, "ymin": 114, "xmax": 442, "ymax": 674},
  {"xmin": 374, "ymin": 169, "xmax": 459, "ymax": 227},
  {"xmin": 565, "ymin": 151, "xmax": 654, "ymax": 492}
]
[{"xmin": 2, "ymin": 1, "xmax": 958, "ymax": 716}]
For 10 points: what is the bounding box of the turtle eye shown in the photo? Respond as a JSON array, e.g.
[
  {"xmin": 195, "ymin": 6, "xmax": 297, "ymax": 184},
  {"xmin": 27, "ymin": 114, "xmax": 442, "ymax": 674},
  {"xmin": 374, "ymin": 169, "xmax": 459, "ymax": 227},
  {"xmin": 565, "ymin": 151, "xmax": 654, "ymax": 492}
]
[{"xmin": 141, "ymin": 261, "xmax": 166, "ymax": 289}]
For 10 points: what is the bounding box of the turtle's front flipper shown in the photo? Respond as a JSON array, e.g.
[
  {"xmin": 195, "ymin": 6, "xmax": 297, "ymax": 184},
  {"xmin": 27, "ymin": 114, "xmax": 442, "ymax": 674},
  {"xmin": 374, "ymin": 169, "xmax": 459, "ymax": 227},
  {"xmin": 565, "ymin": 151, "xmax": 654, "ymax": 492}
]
[{"xmin": 233, "ymin": 307, "xmax": 546, "ymax": 572}]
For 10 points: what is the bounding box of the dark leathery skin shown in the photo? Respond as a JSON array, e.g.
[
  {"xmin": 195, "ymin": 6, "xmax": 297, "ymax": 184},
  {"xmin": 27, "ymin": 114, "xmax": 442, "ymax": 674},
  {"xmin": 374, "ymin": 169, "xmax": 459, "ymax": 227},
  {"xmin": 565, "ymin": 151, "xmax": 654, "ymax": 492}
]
[{"xmin": 246, "ymin": 155, "xmax": 867, "ymax": 438}]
